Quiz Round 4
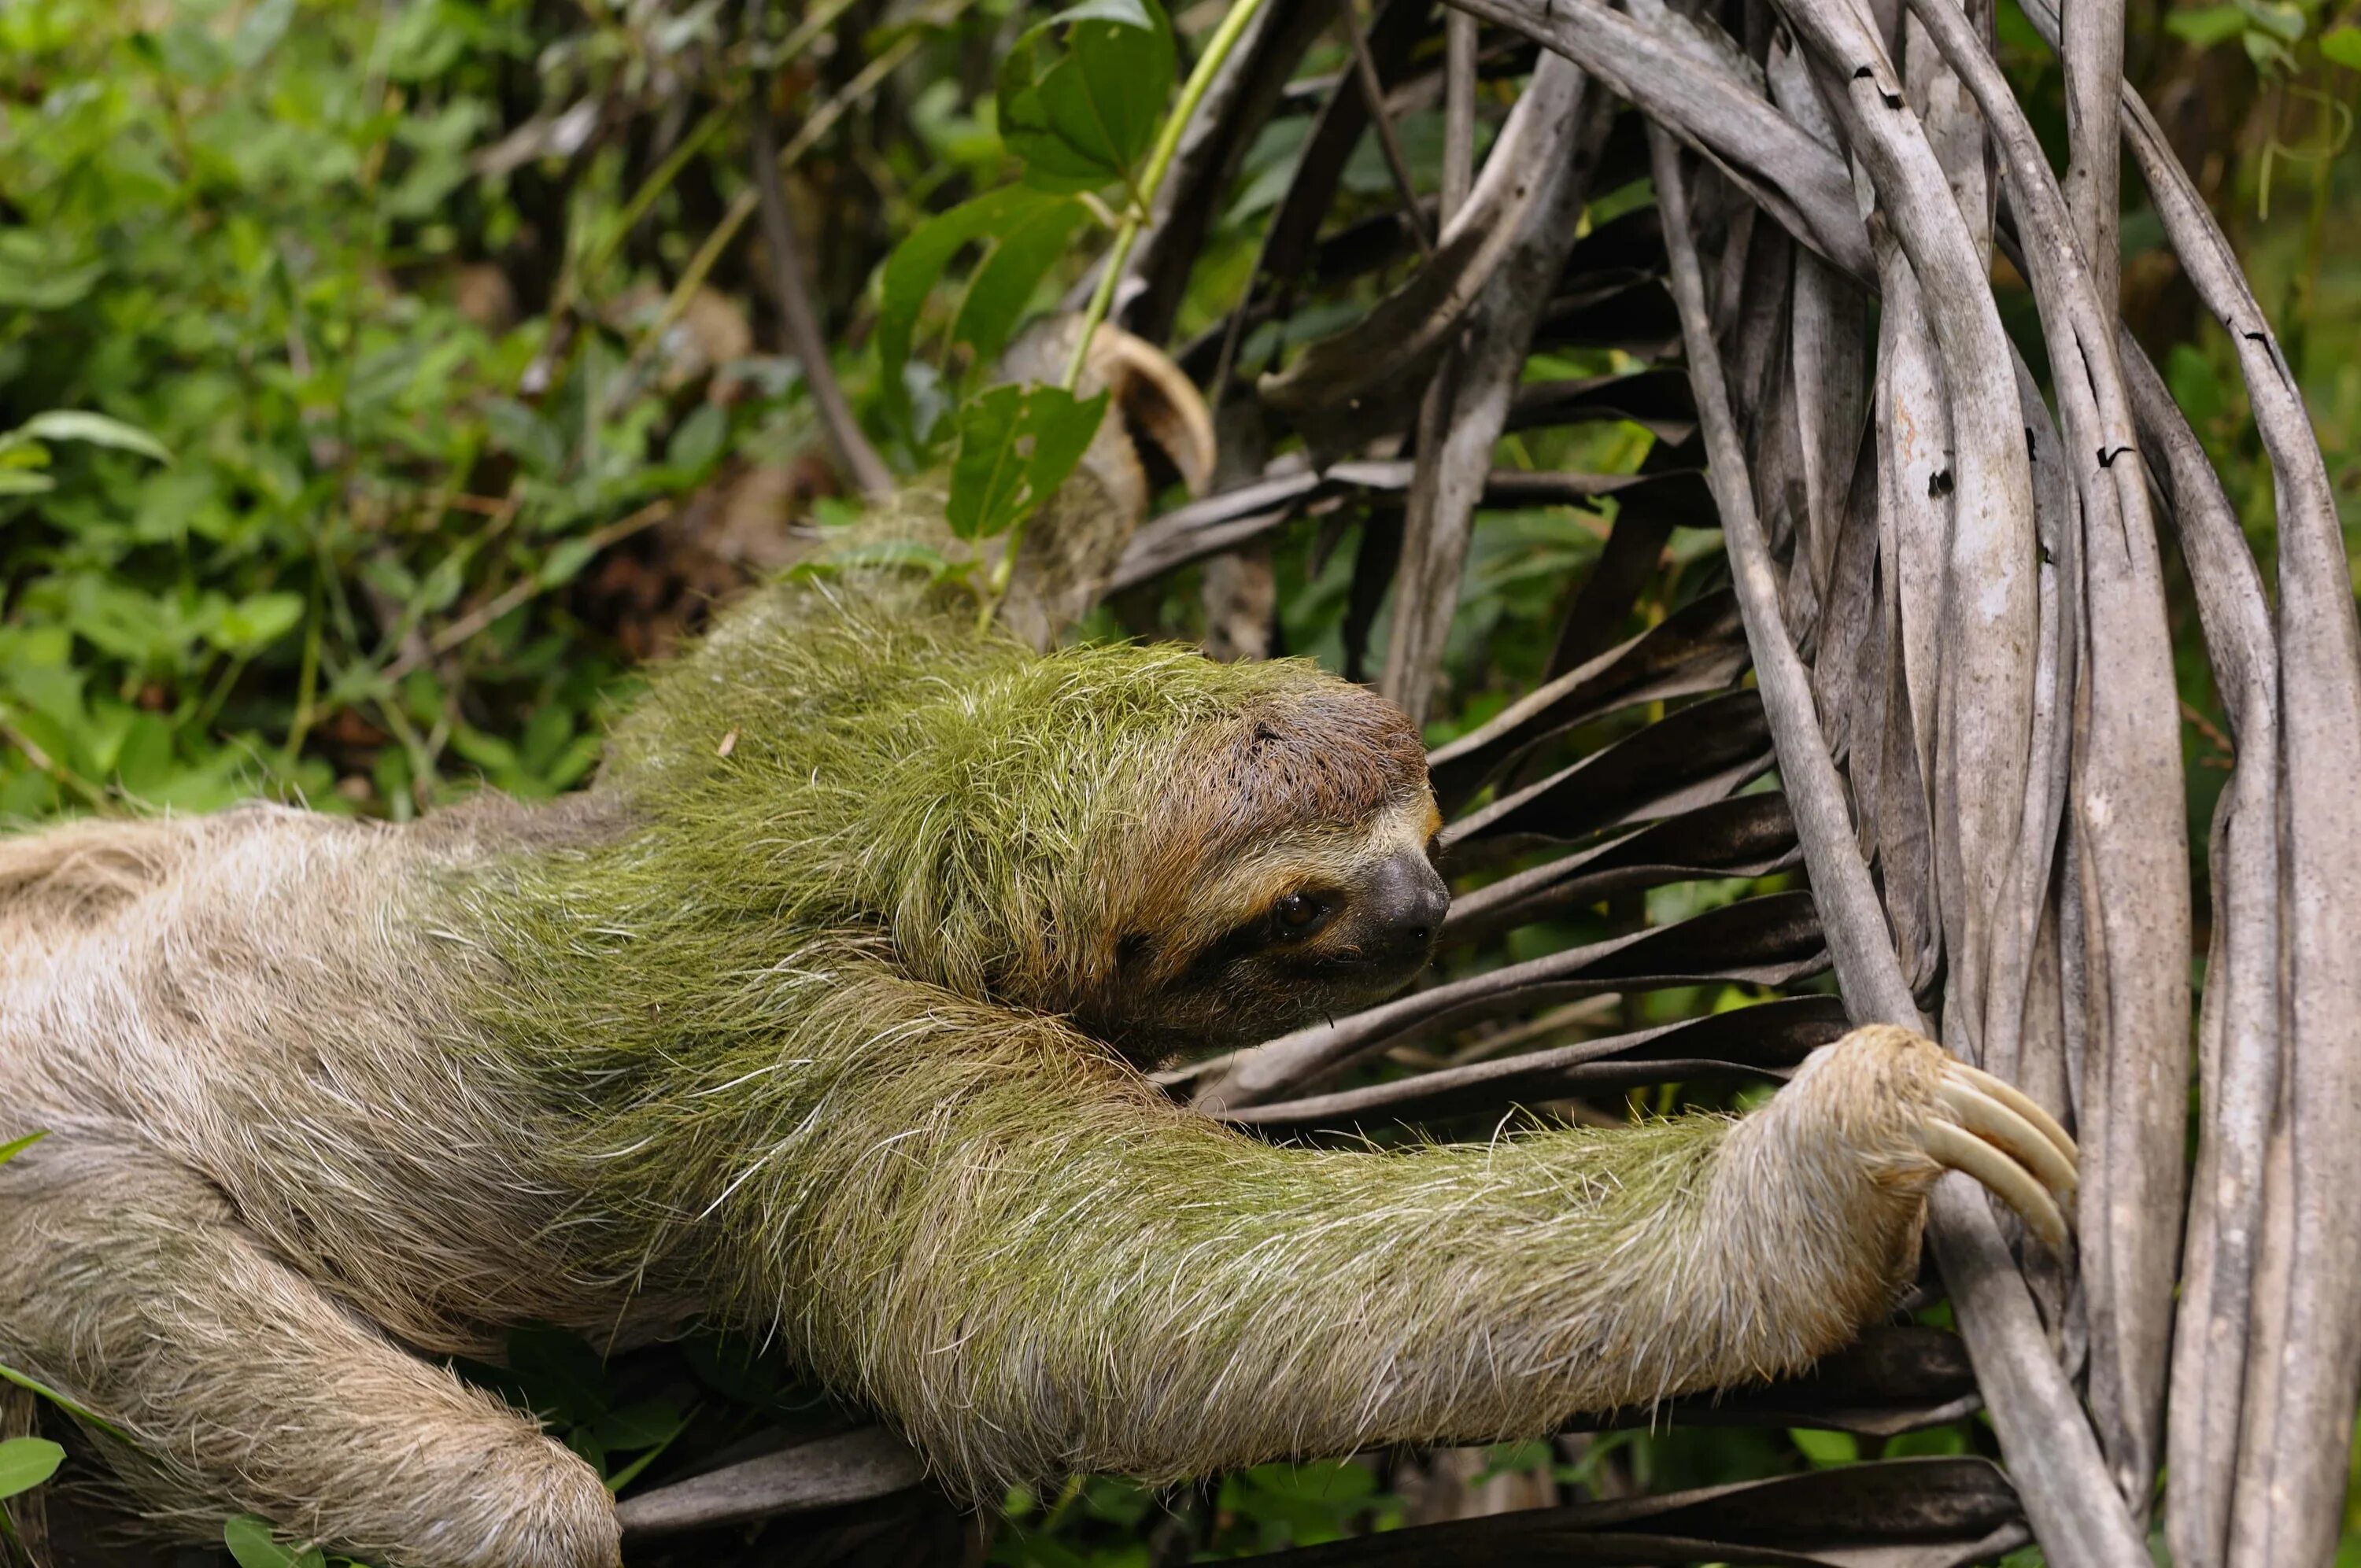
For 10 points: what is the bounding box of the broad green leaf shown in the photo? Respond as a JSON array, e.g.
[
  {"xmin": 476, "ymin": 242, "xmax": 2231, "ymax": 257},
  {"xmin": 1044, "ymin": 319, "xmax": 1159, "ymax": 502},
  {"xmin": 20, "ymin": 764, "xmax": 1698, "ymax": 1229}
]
[
  {"xmin": 9, "ymin": 411, "xmax": 172, "ymax": 464},
  {"xmin": 2164, "ymin": 3, "xmax": 2247, "ymax": 44},
  {"xmin": 946, "ymin": 198, "xmax": 1092, "ymax": 379},
  {"xmin": 502, "ymin": 1325, "xmax": 611, "ymax": 1425},
  {"xmin": 945, "ymin": 383, "xmax": 1108, "ymax": 541},
  {"xmin": 0, "ymin": 472, "xmax": 55, "ymax": 496},
  {"xmin": 211, "ymin": 592, "xmax": 305, "ymax": 655},
  {"xmin": 2237, "ymin": 0, "xmax": 2305, "ymax": 44},
  {"xmin": 0, "ymin": 252, "xmax": 102, "ymax": 311},
  {"xmin": 583, "ymin": 1399, "xmax": 685, "ymax": 1452},
  {"xmin": 2320, "ymin": 23, "xmax": 2361, "ymax": 65},
  {"xmin": 482, "ymin": 397, "xmax": 566, "ymax": 478},
  {"xmin": 0, "ymin": 1131, "xmax": 45, "ymax": 1167},
  {"xmin": 0, "ymin": 1439, "xmax": 61, "ymax": 1501},
  {"xmin": 538, "ymin": 537, "xmax": 600, "ymax": 588},
  {"xmin": 224, "ymin": 1515, "xmax": 325, "ymax": 1568},
  {"xmin": 665, "ymin": 402, "xmax": 728, "ymax": 475},
  {"xmin": 997, "ymin": 1, "xmax": 1174, "ymax": 194},
  {"xmin": 2242, "ymin": 25, "xmax": 2296, "ymax": 68},
  {"xmin": 875, "ymin": 187, "xmax": 1081, "ymax": 425}
]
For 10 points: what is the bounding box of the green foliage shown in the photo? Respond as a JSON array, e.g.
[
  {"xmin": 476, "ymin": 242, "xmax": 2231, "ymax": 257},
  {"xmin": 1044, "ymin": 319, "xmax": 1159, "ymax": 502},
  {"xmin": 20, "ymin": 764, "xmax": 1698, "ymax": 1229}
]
[
  {"xmin": 873, "ymin": 0, "xmax": 1198, "ymax": 585},
  {"xmin": 997, "ymin": 1, "xmax": 1175, "ymax": 195},
  {"xmin": 876, "ymin": 186, "xmax": 1091, "ymax": 426},
  {"xmin": 948, "ymin": 385, "xmax": 1109, "ymax": 539},
  {"xmin": 0, "ymin": 0, "xmax": 850, "ymax": 821},
  {"xmin": 222, "ymin": 1514, "xmax": 372, "ymax": 1568},
  {"xmin": 0, "ymin": 1440, "xmax": 62, "ymax": 1503}
]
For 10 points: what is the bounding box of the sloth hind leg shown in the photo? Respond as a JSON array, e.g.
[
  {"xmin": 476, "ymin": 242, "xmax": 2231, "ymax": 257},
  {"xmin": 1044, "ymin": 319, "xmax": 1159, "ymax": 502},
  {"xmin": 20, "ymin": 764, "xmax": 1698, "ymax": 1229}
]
[{"xmin": 0, "ymin": 1160, "xmax": 619, "ymax": 1568}]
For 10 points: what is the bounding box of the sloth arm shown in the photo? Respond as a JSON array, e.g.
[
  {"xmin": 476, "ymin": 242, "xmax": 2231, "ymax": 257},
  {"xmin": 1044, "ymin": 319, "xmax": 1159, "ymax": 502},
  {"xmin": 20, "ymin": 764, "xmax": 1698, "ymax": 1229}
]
[{"xmin": 678, "ymin": 973, "xmax": 2070, "ymax": 1498}]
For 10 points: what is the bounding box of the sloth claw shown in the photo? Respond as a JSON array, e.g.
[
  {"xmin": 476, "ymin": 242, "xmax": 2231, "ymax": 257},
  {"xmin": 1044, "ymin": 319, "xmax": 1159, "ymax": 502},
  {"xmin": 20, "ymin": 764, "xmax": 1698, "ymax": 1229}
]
[{"xmin": 1916, "ymin": 1061, "xmax": 2079, "ymax": 1251}]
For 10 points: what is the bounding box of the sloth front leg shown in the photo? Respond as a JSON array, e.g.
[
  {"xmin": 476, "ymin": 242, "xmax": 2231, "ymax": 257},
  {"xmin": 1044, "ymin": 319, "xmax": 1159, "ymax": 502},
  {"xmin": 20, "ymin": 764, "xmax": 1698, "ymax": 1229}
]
[
  {"xmin": 751, "ymin": 1016, "xmax": 2074, "ymax": 1495},
  {"xmin": 0, "ymin": 1158, "xmax": 617, "ymax": 1568}
]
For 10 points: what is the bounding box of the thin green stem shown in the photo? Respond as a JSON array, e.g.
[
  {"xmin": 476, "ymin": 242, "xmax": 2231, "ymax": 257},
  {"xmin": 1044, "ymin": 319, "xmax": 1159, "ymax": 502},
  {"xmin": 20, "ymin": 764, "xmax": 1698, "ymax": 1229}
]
[
  {"xmin": 1058, "ymin": 0, "xmax": 1272, "ymax": 390},
  {"xmin": 0, "ymin": 1363, "xmax": 128, "ymax": 1446},
  {"xmin": 981, "ymin": 0, "xmax": 1271, "ymax": 633}
]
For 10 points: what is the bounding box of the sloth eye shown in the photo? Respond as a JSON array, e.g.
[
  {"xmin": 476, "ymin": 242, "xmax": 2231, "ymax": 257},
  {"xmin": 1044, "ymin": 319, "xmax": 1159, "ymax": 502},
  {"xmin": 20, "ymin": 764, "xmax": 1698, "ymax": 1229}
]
[{"xmin": 1272, "ymin": 890, "xmax": 1329, "ymax": 936}]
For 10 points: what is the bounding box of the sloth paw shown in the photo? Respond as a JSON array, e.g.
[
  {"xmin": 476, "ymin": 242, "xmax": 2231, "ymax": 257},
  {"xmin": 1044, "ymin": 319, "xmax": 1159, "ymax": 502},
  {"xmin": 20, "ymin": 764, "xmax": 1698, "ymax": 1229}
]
[{"xmin": 1915, "ymin": 1057, "xmax": 2078, "ymax": 1250}]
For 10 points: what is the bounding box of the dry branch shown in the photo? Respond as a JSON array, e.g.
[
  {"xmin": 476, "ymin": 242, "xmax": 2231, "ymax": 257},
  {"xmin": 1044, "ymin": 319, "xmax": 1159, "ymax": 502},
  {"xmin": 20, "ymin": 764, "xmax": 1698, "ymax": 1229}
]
[{"xmin": 1642, "ymin": 122, "xmax": 2152, "ymax": 1568}]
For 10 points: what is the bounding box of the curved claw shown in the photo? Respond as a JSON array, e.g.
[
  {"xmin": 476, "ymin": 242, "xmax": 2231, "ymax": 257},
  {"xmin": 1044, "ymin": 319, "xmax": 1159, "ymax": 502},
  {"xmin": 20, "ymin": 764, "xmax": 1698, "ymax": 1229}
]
[
  {"xmin": 1915, "ymin": 1059, "xmax": 2077, "ymax": 1251},
  {"xmin": 1935, "ymin": 1076, "xmax": 2079, "ymax": 1203},
  {"xmin": 1946, "ymin": 1060, "xmax": 2077, "ymax": 1171},
  {"xmin": 1919, "ymin": 1120, "xmax": 2071, "ymax": 1251}
]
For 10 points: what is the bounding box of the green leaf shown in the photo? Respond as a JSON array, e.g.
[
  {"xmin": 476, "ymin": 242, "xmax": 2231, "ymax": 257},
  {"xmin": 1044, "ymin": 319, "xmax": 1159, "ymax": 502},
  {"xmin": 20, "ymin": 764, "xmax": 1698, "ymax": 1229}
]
[
  {"xmin": 2242, "ymin": 24, "xmax": 2296, "ymax": 68},
  {"xmin": 224, "ymin": 1515, "xmax": 325, "ymax": 1568},
  {"xmin": 502, "ymin": 1325, "xmax": 611, "ymax": 1426},
  {"xmin": 0, "ymin": 472, "xmax": 55, "ymax": 496},
  {"xmin": 211, "ymin": 592, "xmax": 306, "ymax": 655},
  {"xmin": 0, "ymin": 1131, "xmax": 46, "ymax": 1167},
  {"xmin": 2165, "ymin": 4, "xmax": 2248, "ymax": 46},
  {"xmin": 996, "ymin": 0, "xmax": 1175, "ymax": 194},
  {"xmin": 230, "ymin": 0, "xmax": 297, "ymax": 67},
  {"xmin": 0, "ymin": 1438, "xmax": 62, "ymax": 1501},
  {"xmin": 9, "ymin": 411, "xmax": 172, "ymax": 465},
  {"xmin": 945, "ymin": 383, "xmax": 1108, "ymax": 541},
  {"xmin": 2320, "ymin": 23, "xmax": 2361, "ymax": 66},
  {"xmin": 665, "ymin": 403, "xmax": 729, "ymax": 475},
  {"xmin": 0, "ymin": 1360, "xmax": 127, "ymax": 1441},
  {"xmin": 875, "ymin": 188, "xmax": 1081, "ymax": 426},
  {"xmin": 1788, "ymin": 1427, "xmax": 1860, "ymax": 1467},
  {"xmin": 483, "ymin": 397, "xmax": 566, "ymax": 478},
  {"xmin": 2237, "ymin": 0, "xmax": 2305, "ymax": 44},
  {"xmin": 538, "ymin": 537, "xmax": 600, "ymax": 588},
  {"xmin": 583, "ymin": 1400, "xmax": 685, "ymax": 1452},
  {"xmin": 946, "ymin": 199, "xmax": 1092, "ymax": 381}
]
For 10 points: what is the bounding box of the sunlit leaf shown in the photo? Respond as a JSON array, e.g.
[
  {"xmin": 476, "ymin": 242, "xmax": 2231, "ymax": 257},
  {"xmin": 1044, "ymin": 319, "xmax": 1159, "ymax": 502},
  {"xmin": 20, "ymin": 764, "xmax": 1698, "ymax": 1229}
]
[
  {"xmin": 996, "ymin": 0, "xmax": 1175, "ymax": 194},
  {"xmin": 8, "ymin": 411, "xmax": 172, "ymax": 464},
  {"xmin": 1788, "ymin": 1427, "xmax": 1860, "ymax": 1467},
  {"xmin": 0, "ymin": 1438, "xmax": 61, "ymax": 1501},
  {"xmin": 875, "ymin": 187, "xmax": 1080, "ymax": 427},
  {"xmin": 2163, "ymin": 4, "xmax": 2247, "ymax": 46},
  {"xmin": 945, "ymin": 383, "xmax": 1108, "ymax": 541},
  {"xmin": 223, "ymin": 1515, "xmax": 325, "ymax": 1568},
  {"xmin": 946, "ymin": 199, "xmax": 1092, "ymax": 379}
]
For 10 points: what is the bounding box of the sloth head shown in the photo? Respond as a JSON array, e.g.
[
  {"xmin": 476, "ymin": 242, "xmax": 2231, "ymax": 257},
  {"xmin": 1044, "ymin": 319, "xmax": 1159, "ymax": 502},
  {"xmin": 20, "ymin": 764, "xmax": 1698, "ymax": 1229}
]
[
  {"xmin": 849, "ymin": 642, "xmax": 1445, "ymax": 1058},
  {"xmin": 1071, "ymin": 669, "xmax": 1444, "ymax": 1058},
  {"xmin": 600, "ymin": 611, "xmax": 1445, "ymax": 1061}
]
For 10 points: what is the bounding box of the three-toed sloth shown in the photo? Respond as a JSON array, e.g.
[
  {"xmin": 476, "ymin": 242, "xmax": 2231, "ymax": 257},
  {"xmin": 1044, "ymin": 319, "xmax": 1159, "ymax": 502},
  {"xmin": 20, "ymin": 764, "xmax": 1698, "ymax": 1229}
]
[{"xmin": 0, "ymin": 324, "xmax": 2074, "ymax": 1568}]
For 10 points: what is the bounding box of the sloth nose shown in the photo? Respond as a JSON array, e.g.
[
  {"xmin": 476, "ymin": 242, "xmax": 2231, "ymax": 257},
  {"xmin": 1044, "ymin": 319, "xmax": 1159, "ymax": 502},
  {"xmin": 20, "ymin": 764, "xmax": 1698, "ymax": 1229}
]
[{"xmin": 1365, "ymin": 850, "xmax": 1450, "ymax": 957}]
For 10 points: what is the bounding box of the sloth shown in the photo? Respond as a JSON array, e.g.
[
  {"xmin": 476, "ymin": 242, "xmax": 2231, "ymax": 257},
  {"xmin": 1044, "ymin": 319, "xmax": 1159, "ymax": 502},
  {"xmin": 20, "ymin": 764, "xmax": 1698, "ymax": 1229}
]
[{"xmin": 0, "ymin": 324, "xmax": 2075, "ymax": 1568}]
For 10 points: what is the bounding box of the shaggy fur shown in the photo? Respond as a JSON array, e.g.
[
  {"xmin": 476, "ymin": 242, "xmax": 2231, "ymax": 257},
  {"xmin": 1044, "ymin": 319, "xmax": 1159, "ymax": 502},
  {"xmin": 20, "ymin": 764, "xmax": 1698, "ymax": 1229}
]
[{"xmin": 0, "ymin": 335, "xmax": 2048, "ymax": 1567}]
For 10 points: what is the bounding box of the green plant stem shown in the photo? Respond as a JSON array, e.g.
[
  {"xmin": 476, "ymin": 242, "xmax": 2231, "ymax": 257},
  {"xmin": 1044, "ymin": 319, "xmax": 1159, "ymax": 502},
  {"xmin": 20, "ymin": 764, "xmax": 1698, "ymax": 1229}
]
[
  {"xmin": 1055, "ymin": 0, "xmax": 1272, "ymax": 392},
  {"xmin": 0, "ymin": 1363, "xmax": 127, "ymax": 1445},
  {"xmin": 978, "ymin": 0, "xmax": 1273, "ymax": 630}
]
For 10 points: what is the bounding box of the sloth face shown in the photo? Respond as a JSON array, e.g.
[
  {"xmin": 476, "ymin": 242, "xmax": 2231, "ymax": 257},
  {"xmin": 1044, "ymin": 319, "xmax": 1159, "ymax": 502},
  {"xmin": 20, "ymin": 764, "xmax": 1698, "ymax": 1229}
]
[{"xmin": 1081, "ymin": 680, "xmax": 1446, "ymax": 1060}]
